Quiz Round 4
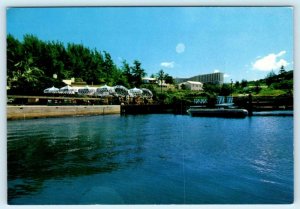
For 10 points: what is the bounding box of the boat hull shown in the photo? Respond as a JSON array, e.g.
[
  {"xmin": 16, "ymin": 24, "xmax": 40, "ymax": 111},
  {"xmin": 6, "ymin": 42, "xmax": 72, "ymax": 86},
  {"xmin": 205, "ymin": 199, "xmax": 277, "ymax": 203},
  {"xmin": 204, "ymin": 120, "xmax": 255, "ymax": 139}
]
[{"xmin": 187, "ymin": 108, "xmax": 248, "ymax": 118}]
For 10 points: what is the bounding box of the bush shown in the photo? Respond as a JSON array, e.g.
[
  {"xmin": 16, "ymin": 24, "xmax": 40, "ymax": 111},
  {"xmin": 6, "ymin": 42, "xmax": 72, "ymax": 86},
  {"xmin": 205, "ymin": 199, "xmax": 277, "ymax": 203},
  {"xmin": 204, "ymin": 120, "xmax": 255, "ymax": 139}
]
[
  {"xmin": 257, "ymin": 89, "xmax": 286, "ymax": 96},
  {"xmin": 270, "ymin": 80, "xmax": 293, "ymax": 90}
]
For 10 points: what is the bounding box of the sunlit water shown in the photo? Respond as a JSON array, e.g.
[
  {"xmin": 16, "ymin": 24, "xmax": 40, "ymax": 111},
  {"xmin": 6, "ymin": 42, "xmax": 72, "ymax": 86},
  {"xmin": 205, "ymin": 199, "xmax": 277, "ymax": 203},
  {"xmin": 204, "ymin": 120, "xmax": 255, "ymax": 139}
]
[{"xmin": 7, "ymin": 114, "xmax": 293, "ymax": 204}]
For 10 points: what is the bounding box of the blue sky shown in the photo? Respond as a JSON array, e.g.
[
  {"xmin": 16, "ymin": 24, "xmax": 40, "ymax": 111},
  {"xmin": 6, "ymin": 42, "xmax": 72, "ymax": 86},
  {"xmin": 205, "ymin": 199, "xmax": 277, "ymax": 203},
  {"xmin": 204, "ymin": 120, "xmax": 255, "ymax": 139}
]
[{"xmin": 7, "ymin": 7, "xmax": 293, "ymax": 83}]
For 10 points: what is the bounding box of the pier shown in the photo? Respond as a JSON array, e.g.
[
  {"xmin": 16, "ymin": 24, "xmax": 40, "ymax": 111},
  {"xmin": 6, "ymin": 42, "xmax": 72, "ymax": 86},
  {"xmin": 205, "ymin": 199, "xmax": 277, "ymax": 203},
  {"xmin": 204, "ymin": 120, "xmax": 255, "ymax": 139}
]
[{"xmin": 7, "ymin": 105, "xmax": 120, "ymax": 120}]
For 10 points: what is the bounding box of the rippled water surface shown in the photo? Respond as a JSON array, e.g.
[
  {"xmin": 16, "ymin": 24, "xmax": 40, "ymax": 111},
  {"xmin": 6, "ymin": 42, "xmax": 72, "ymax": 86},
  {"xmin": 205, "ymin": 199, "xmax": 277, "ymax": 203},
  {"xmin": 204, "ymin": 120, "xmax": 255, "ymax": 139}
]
[{"xmin": 7, "ymin": 114, "xmax": 293, "ymax": 204}]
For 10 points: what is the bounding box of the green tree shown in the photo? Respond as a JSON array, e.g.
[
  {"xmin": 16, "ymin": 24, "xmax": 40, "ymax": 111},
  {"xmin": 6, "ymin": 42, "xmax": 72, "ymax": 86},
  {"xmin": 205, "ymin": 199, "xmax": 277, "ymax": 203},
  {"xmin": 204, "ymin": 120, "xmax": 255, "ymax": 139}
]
[
  {"xmin": 131, "ymin": 60, "xmax": 146, "ymax": 87},
  {"xmin": 241, "ymin": 79, "xmax": 248, "ymax": 88},
  {"xmin": 10, "ymin": 58, "xmax": 45, "ymax": 95},
  {"xmin": 219, "ymin": 84, "xmax": 232, "ymax": 96},
  {"xmin": 121, "ymin": 60, "xmax": 132, "ymax": 87},
  {"xmin": 164, "ymin": 73, "xmax": 174, "ymax": 84},
  {"xmin": 203, "ymin": 83, "xmax": 220, "ymax": 95},
  {"xmin": 7, "ymin": 34, "xmax": 23, "ymax": 89},
  {"xmin": 180, "ymin": 83, "xmax": 187, "ymax": 90},
  {"xmin": 157, "ymin": 69, "xmax": 165, "ymax": 93},
  {"xmin": 265, "ymin": 70, "xmax": 277, "ymax": 86},
  {"xmin": 6, "ymin": 34, "xmax": 150, "ymax": 95},
  {"xmin": 234, "ymin": 81, "xmax": 240, "ymax": 89},
  {"xmin": 254, "ymin": 80, "xmax": 261, "ymax": 94},
  {"xmin": 279, "ymin": 65, "xmax": 286, "ymax": 75}
]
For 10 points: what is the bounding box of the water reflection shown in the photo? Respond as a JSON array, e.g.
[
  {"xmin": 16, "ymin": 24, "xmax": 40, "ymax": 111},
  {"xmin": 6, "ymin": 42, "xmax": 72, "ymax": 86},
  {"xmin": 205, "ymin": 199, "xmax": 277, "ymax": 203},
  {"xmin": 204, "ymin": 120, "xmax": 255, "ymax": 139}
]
[
  {"xmin": 7, "ymin": 115, "xmax": 293, "ymax": 204},
  {"xmin": 7, "ymin": 116, "xmax": 145, "ymax": 200}
]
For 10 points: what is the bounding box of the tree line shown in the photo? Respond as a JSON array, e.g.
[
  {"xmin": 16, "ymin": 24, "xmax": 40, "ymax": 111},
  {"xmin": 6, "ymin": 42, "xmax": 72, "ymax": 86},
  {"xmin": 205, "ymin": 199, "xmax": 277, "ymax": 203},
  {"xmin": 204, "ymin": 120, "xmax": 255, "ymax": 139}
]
[{"xmin": 7, "ymin": 34, "xmax": 146, "ymax": 95}]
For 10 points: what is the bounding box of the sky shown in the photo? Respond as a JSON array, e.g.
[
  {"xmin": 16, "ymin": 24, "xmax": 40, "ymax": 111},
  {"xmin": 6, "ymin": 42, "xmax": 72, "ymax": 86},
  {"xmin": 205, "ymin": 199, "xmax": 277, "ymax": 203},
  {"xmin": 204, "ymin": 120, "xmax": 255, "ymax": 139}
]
[{"xmin": 6, "ymin": 6, "xmax": 293, "ymax": 83}]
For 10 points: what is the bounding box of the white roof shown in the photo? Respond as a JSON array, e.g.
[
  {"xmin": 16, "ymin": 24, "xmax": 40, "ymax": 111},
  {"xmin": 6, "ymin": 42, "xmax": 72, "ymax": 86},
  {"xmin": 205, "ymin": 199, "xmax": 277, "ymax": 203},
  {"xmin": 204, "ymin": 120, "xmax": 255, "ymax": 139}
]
[
  {"xmin": 142, "ymin": 77, "xmax": 157, "ymax": 80},
  {"xmin": 62, "ymin": 79, "xmax": 72, "ymax": 85},
  {"xmin": 186, "ymin": 81, "xmax": 203, "ymax": 85}
]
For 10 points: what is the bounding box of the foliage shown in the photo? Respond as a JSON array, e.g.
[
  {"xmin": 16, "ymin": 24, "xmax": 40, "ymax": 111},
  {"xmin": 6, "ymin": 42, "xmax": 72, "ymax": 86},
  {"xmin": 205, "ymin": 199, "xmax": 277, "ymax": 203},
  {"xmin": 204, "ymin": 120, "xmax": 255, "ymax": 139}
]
[
  {"xmin": 257, "ymin": 89, "xmax": 287, "ymax": 96},
  {"xmin": 265, "ymin": 70, "xmax": 277, "ymax": 86},
  {"xmin": 7, "ymin": 34, "xmax": 146, "ymax": 94},
  {"xmin": 219, "ymin": 83, "xmax": 233, "ymax": 96},
  {"xmin": 235, "ymin": 81, "xmax": 240, "ymax": 88},
  {"xmin": 156, "ymin": 69, "xmax": 165, "ymax": 94},
  {"xmin": 241, "ymin": 79, "xmax": 248, "ymax": 88},
  {"xmin": 279, "ymin": 65, "xmax": 286, "ymax": 75},
  {"xmin": 202, "ymin": 83, "xmax": 220, "ymax": 95},
  {"xmin": 131, "ymin": 60, "xmax": 146, "ymax": 87},
  {"xmin": 7, "ymin": 34, "xmax": 293, "ymax": 100},
  {"xmin": 164, "ymin": 73, "xmax": 174, "ymax": 84},
  {"xmin": 253, "ymin": 81, "xmax": 262, "ymax": 94},
  {"xmin": 180, "ymin": 83, "xmax": 187, "ymax": 90},
  {"xmin": 270, "ymin": 80, "xmax": 293, "ymax": 90},
  {"xmin": 201, "ymin": 83, "xmax": 233, "ymax": 96}
]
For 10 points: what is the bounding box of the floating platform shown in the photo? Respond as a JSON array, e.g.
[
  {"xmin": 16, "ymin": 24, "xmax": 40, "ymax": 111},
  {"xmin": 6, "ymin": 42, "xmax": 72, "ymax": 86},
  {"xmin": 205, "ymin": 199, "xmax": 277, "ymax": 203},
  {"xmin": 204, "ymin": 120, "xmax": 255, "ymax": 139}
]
[
  {"xmin": 252, "ymin": 110, "xmax": 293, "ymax": 116},
  {"xmin": 187, "ymin": 107, "xmax": 248, "ymax": 118}
]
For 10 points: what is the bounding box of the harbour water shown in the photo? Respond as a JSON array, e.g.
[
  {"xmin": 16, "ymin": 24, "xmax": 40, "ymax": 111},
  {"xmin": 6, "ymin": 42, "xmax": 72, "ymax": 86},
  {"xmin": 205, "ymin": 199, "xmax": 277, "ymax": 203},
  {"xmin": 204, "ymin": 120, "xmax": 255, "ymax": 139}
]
[{"xmin": 7, "ymin": 114, "xmax": 293, "ymax": 204}]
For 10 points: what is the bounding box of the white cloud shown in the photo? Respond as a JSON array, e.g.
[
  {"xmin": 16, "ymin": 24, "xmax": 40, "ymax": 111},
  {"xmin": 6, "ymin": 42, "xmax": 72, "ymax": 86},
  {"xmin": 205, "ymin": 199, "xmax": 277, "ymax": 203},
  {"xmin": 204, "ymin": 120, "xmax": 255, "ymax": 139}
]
[
  {"xmin": 224, "ymin": 74, "xmax": 230, "ymax": 78},
  {"xmin": 214, "ymin": 69, "xmax": 220, "ymax": 73},
  {"xmin": 252, "ymin": 50, "xmax": 289, "ymax": 71},
  {"xmin": 160, "ymin": 61, "xmax": 175, "ymax": 68},
  {"xmin": 276, "ymin": 51, "xmax": 286, "ymax": 57},
  {"xmin": 176, "ymin": 43, "xmax": 185, "ymax": 53}
]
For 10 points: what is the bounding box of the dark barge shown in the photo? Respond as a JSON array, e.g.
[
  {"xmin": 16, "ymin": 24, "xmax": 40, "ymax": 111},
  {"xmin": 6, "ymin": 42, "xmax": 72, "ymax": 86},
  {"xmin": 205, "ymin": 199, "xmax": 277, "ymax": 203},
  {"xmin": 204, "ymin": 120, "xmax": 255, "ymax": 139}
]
[{"xmin": 187, "ymin": 107, "xmax": 248, "ymax": 118}]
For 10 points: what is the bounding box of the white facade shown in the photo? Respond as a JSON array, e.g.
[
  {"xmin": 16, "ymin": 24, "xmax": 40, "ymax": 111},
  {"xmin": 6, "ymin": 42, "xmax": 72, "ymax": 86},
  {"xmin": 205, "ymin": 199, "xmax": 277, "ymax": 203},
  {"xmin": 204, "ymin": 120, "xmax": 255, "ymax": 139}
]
[
  {"xmin": 175, "ymin": 72, "xmax": 224, "ymax": 85},
  {"xmin": 179, "ymin": 81, "xmax": 203, "ymax": 91},
  {"xmin": 62, "ymin": 78, "xmax": 75, "ymax": 85},
  {"xmin": 142, "ymin": 77, "xmax": 157, "ymax": 84}
]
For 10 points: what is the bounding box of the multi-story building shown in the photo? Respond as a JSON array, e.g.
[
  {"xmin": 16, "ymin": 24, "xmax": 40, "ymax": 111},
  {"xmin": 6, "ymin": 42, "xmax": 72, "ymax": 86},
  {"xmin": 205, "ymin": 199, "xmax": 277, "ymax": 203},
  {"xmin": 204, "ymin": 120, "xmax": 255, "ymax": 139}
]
[{"xmin": 175, "ymin": 72, "xmax": 224, "ymax": 85}]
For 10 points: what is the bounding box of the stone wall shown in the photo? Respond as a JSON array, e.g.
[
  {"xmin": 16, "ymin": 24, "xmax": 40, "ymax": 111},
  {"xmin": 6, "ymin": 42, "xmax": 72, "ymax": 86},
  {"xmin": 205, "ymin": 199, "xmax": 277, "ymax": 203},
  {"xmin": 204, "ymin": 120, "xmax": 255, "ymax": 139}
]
[{"xmin": 7, "ymin": 105, "xmax": 120, "ymax": 120}]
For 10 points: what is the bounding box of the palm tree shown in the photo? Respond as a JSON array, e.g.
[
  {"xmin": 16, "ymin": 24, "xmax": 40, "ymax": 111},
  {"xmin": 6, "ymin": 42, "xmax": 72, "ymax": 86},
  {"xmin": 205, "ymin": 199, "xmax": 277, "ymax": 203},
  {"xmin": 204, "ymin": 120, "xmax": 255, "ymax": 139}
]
[{"xmin": 157, "ymin": 69, "xmax": 165, "ymax": 94}]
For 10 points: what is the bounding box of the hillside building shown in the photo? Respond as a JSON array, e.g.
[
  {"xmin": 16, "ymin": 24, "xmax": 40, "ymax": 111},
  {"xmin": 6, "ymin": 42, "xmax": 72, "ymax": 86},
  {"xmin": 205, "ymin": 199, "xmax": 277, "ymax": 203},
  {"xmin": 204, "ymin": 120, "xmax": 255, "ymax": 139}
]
[
  {"xmin": 179, "ymin": 81, "xmax": 203, "ymax": 91},
  {"xmin": 175, "ymin": 72, "xmax": 224, "ymax": 85}
]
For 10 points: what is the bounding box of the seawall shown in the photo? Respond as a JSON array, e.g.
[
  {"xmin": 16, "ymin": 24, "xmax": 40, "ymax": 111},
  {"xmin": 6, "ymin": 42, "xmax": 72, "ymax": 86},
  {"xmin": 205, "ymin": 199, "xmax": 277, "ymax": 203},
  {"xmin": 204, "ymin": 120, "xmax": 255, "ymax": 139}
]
[{"xmin": 7, "ymin": 105, "xmax": 120, "ymax": 120}]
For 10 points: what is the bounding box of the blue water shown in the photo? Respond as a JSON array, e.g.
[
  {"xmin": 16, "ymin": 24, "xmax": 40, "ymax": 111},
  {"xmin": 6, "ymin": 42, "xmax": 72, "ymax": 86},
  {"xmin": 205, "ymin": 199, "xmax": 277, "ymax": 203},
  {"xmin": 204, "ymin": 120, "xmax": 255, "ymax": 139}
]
[{"xmin": 7, "ymin": 114, "xmax": 293, "ymax": 204}]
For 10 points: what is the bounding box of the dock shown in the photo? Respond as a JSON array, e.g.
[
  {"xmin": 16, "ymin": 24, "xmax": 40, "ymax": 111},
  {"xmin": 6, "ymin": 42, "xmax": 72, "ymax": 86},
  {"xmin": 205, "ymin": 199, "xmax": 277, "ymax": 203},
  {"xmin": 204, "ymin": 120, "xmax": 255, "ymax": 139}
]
[
  {"xmin": 187, "ymin": 108, "xmax": 248, "ymax": 118},
  {"xmin": 7, "ymin": 105, "xmax": 120, "ymax": 120}
]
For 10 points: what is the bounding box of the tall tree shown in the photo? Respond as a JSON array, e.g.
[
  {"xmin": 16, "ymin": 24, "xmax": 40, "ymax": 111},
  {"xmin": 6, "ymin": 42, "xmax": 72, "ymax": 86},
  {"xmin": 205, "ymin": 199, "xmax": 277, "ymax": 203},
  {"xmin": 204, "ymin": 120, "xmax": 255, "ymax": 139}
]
[
  {"xmin": 7, "ymin": 34, "xmax": 149, "ymax": 94},
  {"xmin": 131, "ymin": 60, "xmax": 146, "ymax": 87},
  {"xmin": 10, "ymin": 57, "xmax": 44, "ymax": 95},
  {"xmin": 102, "ymin": 51, "xmax": 121, "ymax": 85},
  {"xmin": 164, "ymin": 73, "xmax": 174, "ymax": 84},
  {"xmin": 121, "ymin": 60, "xmax": 132, "ymax": 87},
  {"xmin": 7, "ymin": 34, "xmax": 23, "ymax": 88},
  {"xmin": 279, "ymin": 65, "xmax": 286, "ymax": 75},
  {"xmin": 241, "ymin": 79, "xmax": 248, "ymax": 88},
  {"xmin": 157, "ymin": 69, "xmax": 165, "ymax": 93},
  {"xmin": 265, "ymin": 70, "xmax": 277, "ymax": 86}
]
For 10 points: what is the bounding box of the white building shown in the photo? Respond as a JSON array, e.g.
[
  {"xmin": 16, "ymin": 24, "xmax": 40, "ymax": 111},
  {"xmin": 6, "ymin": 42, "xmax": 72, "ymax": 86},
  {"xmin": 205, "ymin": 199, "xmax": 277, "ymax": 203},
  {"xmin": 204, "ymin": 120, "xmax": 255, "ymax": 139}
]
[
  {"xmin": 62, "ymin": 78, "xmax": 75, "ymax": 85},
  {"xmin": 179, "ymin": 81, "xmax": 203, "ymax": 91},
  {"xmin": 142, "ymin": 77, "xmax": 157, "ymax": 84},
  {"xmin": 175, "ymin": 72, "xmax": 224, "ymax": 85}
]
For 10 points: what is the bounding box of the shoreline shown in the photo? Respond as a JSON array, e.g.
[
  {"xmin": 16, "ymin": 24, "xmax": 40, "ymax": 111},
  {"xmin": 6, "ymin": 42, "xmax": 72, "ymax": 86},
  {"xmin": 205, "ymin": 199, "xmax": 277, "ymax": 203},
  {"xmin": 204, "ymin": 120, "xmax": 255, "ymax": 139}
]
[{"xmin": 7, "ymin": 105, "xmax": 120, "ymax": 120}]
